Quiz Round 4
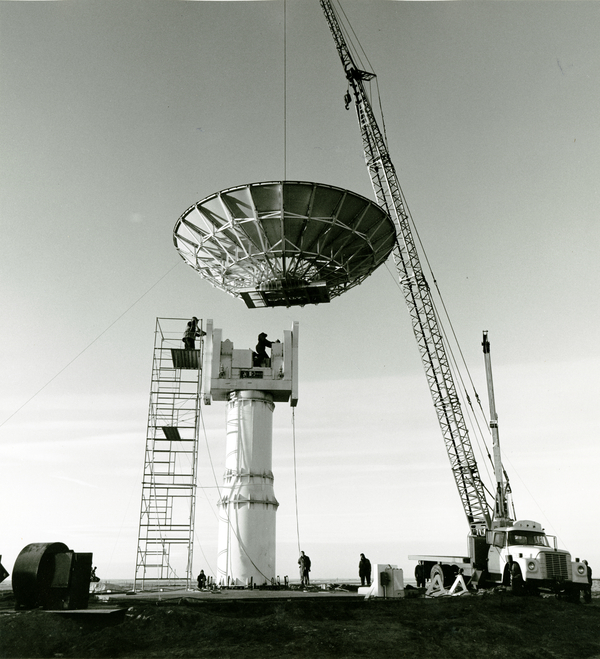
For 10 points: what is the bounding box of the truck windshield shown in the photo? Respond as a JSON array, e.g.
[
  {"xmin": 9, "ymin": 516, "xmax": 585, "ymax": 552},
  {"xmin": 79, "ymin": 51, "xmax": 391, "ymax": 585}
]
[{"xmin": 507, "ymin": 531, "xmax": 549, "ymax": 547}]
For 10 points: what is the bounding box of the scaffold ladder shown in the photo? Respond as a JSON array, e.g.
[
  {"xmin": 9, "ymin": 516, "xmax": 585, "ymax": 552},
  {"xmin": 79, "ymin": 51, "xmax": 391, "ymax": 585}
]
[{"xmin": 134, "ymin": 318, "xmax": 203, "ymax": 591}]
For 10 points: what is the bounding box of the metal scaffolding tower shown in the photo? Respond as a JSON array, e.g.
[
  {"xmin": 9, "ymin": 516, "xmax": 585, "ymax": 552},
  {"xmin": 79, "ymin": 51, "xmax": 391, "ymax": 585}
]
[{"xmin": 134, "ymin": 317, "xmax": 203, "ymax": 591}]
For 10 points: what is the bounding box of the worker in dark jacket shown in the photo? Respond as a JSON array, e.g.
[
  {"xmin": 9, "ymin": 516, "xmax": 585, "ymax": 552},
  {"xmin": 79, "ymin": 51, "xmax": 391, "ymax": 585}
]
[
  {"xmin": 414, "ymin": 561, "xmax": 426, "ymax": 588},
  {"xmin": 584, "ymin": 560, "xmax": 593, "ymax": 603},
  {"xmin": 255, "ymin": 332, "xmax": 273, "ymax": 366},
  {"xmin": 183, "ymin": 317, "xmax": 205, "ymax": 350},
  {"xmin": 298, "ymin": 551, "xmax": 311, "ymax": 587},
  {"xmin": 359, "ymin": 553, "xmax": 372, "ymax": 587},
  {"xmin": 197, "ymin": 570, "xmax": 207, "ymax": 589}
]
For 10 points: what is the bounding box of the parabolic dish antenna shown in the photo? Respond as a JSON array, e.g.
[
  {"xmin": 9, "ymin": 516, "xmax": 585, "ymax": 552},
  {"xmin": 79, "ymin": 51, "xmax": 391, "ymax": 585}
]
[{"xmin": 173, "ymin": 180, "xmax": 396, "ymax": 308}]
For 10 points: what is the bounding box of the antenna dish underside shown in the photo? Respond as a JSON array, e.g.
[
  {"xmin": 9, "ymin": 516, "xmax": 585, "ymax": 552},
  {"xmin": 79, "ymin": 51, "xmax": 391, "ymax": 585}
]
[{"xmin": 173, "ymin": 181, "xmax": 395, "ymax": 308}]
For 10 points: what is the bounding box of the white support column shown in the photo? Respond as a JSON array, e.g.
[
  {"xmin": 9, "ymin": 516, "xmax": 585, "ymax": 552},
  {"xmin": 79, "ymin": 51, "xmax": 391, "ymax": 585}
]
[{"xmin": 217, "ymin": 391, "xmax": 279, "ymax": 585}]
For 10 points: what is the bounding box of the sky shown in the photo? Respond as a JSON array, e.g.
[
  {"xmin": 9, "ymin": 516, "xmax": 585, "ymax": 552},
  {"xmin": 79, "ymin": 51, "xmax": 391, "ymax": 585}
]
[{"xmin": 1, "ymin": 0, "xmax": 599, "ymax": 584}]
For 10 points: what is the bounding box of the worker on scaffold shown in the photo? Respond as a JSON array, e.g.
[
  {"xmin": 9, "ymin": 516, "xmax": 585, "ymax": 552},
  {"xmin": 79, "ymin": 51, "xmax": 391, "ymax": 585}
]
[{"xmin": 182, "ymin": 317, "xmax": 205, "ymax": 350}]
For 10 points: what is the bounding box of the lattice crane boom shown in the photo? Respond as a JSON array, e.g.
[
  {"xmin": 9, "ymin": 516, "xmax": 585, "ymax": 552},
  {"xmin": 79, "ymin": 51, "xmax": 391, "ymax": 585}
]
[{"xmin": 320, "ymin": 0, "xmax": 492, "ymax": 534}]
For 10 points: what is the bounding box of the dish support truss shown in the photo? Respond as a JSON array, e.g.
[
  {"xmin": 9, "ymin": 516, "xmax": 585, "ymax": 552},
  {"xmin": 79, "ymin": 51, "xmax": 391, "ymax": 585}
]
[{"xmin": 134, "ymin": 318, "xmax": 202, "ymax": 591}]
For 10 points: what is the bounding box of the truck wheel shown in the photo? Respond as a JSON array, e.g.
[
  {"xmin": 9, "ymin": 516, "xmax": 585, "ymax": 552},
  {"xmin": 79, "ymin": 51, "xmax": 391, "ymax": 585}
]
[
  {"xmin": 510, "ymin": 564, "xmax": 523, "ymax": 595},
  {"xmin": 430, "ymin": 564, "xmax": 456, "ymax": 588}
]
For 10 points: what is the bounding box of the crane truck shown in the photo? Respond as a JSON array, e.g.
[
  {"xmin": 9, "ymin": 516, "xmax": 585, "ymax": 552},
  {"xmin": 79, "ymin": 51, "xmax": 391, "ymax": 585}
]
[
  {"xmin": 408, "ymin": 333, "xmax": 589, "ymax": 598},
  {"xmin": 319, "ymin": 1, "xmax": 588, "ymax": 599}
]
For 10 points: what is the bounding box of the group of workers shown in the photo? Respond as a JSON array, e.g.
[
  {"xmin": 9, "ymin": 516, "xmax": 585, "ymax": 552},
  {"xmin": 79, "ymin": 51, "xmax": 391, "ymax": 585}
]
[
  {"xmin": 195, "ymin": 552, "xmax": 373, "ymax": 590},
  {"xmin": 182, "ymin": 317, "xmax": 276, "ymax": 366}
]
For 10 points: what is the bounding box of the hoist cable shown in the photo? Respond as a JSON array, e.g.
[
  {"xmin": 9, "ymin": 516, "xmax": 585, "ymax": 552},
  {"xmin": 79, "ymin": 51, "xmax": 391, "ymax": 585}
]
[
  {"xmin": 334, "ymin": 0, "xmax": 486, "ymax": 438},
  {"xmin": 391, "ymin": 178, "xmax": 497, "ymax": 459},
  {"xmin": 292, "ymin": 407, "xmax": 301, "ymax": 554},
  {"xmin": 334, "ymin": 1, "xmax": 390, "ymax": 150},
  {"xmin": 199, "ymin": 404, "xmax": 223, "ymax": 510},
  {"xmin": 333, "ymin": 0, "xmax": 497, "ymax": 511},
  {"xmin": 196, "ymin": 2, "xmax": 291, "ymax": 586},
  {"xmin": 335, "ymin": 1, "xmax": 370, "ymax": 73},
  {"xmin": 283, "ymin": 0, "xmax": 287, "ymax": 179}
]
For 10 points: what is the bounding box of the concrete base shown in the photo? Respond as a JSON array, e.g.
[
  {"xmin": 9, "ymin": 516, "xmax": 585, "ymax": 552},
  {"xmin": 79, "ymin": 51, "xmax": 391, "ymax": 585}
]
[{"xmin": 99, "ymin": 587, "xmax": 364, "ymax": 605}]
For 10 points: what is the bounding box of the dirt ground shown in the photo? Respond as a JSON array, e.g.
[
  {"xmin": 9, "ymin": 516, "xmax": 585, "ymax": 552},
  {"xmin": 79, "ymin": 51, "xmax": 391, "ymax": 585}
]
[{"xmin": 1, "ymin": 589, "xmax": 599, "ymax": 659}]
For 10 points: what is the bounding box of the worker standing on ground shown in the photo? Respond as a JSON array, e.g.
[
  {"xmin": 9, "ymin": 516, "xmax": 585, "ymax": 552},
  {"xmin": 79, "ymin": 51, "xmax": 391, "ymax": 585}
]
[
  {"xmin": 358, "ymin": 553, "xmax": 371, "ymax": 586},
  {"xmin": 298, "ymin": 551, "xmax": 311, "ymax": 587},
  {"xmin": 584, "ymin": 560, "xmax": 593, "ymax": 603},
  {"xmin": 414, "ymin": 561, "xmax": 426, "ymax": 588},
  {"xmin": 183, "ymin": 317, "xmax": 205, "ymax": 350},
  {"xmin": 197, "ymin": 570, "xmax": 206, "ymax": 590}
]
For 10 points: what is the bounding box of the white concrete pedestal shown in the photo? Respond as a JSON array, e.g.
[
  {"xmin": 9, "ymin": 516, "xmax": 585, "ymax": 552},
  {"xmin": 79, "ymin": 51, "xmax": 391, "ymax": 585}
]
[{"xmin": 217, "ymin": 391, "xmax": 278, "ymax": 586}]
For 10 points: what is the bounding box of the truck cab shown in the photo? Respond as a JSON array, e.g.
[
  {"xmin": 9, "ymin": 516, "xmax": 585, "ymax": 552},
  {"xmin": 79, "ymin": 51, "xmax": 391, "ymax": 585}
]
[{"xmin": 484, "ymin": 520, "xmax": 588, "ymax": 596}]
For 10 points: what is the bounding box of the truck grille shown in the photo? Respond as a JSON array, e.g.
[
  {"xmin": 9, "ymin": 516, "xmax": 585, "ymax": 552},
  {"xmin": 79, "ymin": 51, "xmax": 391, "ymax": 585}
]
[{"xmin": 542, "ymin": 552, "xmax": 571, "ymax": 580}]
